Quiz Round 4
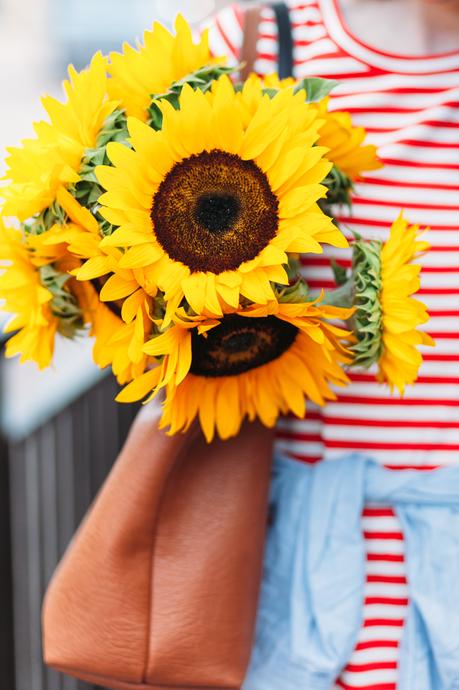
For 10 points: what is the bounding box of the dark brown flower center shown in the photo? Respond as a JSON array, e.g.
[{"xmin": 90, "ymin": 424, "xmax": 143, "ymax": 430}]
[
  {"xmin": 190, "ymin": 315, "xmax": 298, "ymax": 377},
  {"xmin": 151, "ymin": 150, "xmax": 279, "ymax": 274}
]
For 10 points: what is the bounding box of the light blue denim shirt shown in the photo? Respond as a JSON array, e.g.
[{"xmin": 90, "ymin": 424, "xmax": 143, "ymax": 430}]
[{"xmin": 244, "ymin": 455, "xmax": 459, "ymax": 690}]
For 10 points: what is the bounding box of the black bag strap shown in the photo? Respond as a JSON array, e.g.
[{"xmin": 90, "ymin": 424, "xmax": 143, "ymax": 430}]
[
  {"xmin": 272, "ymin": 2, "xmax": 294, "ymax": 79},
  {"xmin": 241, "ymin": 3, "xmax": 294, "ymax": 80}
]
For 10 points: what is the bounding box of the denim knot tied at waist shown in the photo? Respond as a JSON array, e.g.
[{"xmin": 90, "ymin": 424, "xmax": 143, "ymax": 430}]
[{"xmin": 244, "ymin": 455, "xmax": 459, "ymax": 690}]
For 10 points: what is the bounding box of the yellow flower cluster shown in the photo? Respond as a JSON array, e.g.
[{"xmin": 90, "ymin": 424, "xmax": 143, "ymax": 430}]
[{"xmin": 0, "ymin": 16, "xmax": 433, "ymax": 441}]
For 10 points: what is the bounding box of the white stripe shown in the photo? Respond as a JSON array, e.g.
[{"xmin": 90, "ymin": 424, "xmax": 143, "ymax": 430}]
[
  {"xmin": 332, "ymin": 72, "xmax": 459, "ymax": 94},
  {"xmin": 331, "ymin": 87, "xmax": 459, "ymax": 112},
  {"xmin": 296, "ymin": 56, "xmax": 370, "ymax": 75},
  {"xmin": 216, "ymin": 6, "xmax": 243, "ymax": 53},
  {"xmin": 309, "ymin": 250, "xmax": 459, "ymax": 272},
  {"xmin": 337, "ymin": 382, "xmax": 459, "ymax": 400},
  {"xmin": 308, "ymin": 246, "xmax": 459, "ymax": 269},
  {"xmin": 341, "ymin": 667, "xmax": 399, "ymax": 686},
  {"xmin": 254, "ymin": 57, "xmax": 280, "ymax": 75},
  {"xmin": 258, "ymin": 37, "xmax": 336, "ymax": 61},
  {"xmin": 379, "ymin": 143, "xmax": 459, "ymax": 166},
  {"xmin": 362, "ymin": 517, "xmax": 403, "ymax": 533},
  {"xmin": 323, "ymin": 402, "xmax": 459, "ymax": 424},
  {"xmin": 358, "ymin": 624, "xmax": 405, "ymax": 643},
  {"xmin": 207, "ymin": 27, "xmax": 236, "ymax": 64},
  {"xmin": 365, "ymin": 540, "xmax": 405, "ymax": 556},
  {"xmin": 368, "ymin": 125, "xmax": 459, "ymax": 146},
  {"xmin": 321, "ymin": 426, "xmax": 459, "ymax": 445},
  {"xmin": 352, "ymin": 181, "xmax": 459, "ymax": 208},
  {"xmin": 371, "ymin": 164, "xmax": 459, "ymax": 187},
  {"xmin": 420, "ymin": 316, "xmax": 459, "ymax": 333},
  {"xmin": 339, "ymin": 225, "xmax": 459, "ymax": 247},
  {"xmin": 274, "ymin": 439, "xmax": 324, "ymax": 457},
  {"xmin": 363, "ymin": 603, "xmax": 407, "ymax": 618},
  {"xmin": 341, "ymin": 202, "xmax": 459, "ymax": 226},
  {"xmin": 328, "ymin": 426, "xmax": 459, "ymax": 445},
  {"xmin": 349, "ymin": 645, "xmax": 400, "ymax": 664},
  {"xmin": 294, "ymin": 24, "xmax": 328, "ymax": 42},
  {"xmin": 302, "ymin": 263, "xmax": 459, "ymax": 287},
  {"xmin": 350, "ymin": 105, "xmax": 459, "ymax": 130},
  {"xmin": 365, "ymin": 582, "xmax": 409, "ymax": 598}
]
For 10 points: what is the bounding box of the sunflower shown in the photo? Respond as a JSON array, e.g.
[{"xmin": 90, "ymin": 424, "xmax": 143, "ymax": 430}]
[
  {"xmin": 259, "ymin": 76, "xmax": 381, "ymax": 182},
  {"xmin": 2, "ymin": 53, "xmax": 117, "ymax": 222},
  {"xmin": 0, "ymin": 220, "xmax": 58, "ymax": 369},
  {"xmin": 96, "ymin": 76, "xmax": 347, "ymax": 323},
  {"xmin": 27, "ymin": 213, "xmax": 155, "ymax": 382},
  {"xmin": 107, "ymin": 14, "xmax": 222, "ymax": 121},
  {"xmin": 311, "ymin": 97, "xmax": 382, "ymax": 182},
  {"xmin": 74, "ymin": 278, "xmax": 153, "ymax": 384},
  {"xmin": 116, "ymin": 299, "xmax": 352, "ymax": 442},
  {"xmin": 377, "ymin": 214, "xmax": 434, "ymax": 393}
]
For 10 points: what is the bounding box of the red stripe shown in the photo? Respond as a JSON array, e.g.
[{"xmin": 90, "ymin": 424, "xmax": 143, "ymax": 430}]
[
  {"xmin": 367, "ymin": 575, "xmax": 407, "ymax": 585},
  {"xmin": 355, "ymin": 640, "xmax": 399, "ymax": 651},
  {"xmin": 429, "ymin": 310, "xmax": 459, "ymax": 317},
  {"xmin": 327, "ymin": 440, "xmax": 459, "ymax": 451},
  {"xmin": 380, "ymin": 157, "xmax": 459, "ymax": 171},
  {"xmin": 364, "ymin": 119, "xmax": 459, "ymax": 131},
  {"xmin": 352, "ymin": 194, "xmax": 459, "ymax": 212},
  {"xmin": 367, "ymin": 553, "xmax": 404, "ymax": 563},
  {"xmin": 337, "ymin": 680, "xmax": 396, "ymax": 690},
  {"xmin": 339, "ymin": 102, "xmax": 459, "ymax": 114},
  {"xmin": 397, "ymin": 138, "xmax": 459, "ymax": 149},
  {"xmin": 320, "ymin": 417, "xmax": 459, "ymax": 430},
  {"xmin": 428, "ymin": 332, "xmax": 459, "ymax": 339},
  {"xmin": 284, "ymin": 457, "xmax": 446, "ymax": 471},
  {"xmin": 345, "ymin": 661, "xmax": 398, "ymax": 672},
  {"xmin": 260, "ymin": 35, "xmax": 323, "ymax": 44},
  {"xmin": 349, "ymin": 373, "xmax": 459, "ymax": 385},
  {"xmin": 384, "ymin": 464, "xmax": 439, "ymax": 471},
  {"xmin": 335, "ymin": 396, "xmax": 459, "ymax": 407},
  {"xmin": 363, "ymin": 618, "xmax": 404, "ymax": 627},
  {"xmin": 361, "ymin": 175, "xmax": 459, "ymax": 192},
  {"xmin": 423, "ymin": 353, "xmax": 459, "ymax": 361},
  {"xmin": 303, "ymin": 258, "xmax": 459, "ymax": 274},
  {"xmin": 336, "ymin": 214, "xmax": 459, "ymax": 231},
  {"xmin": 363, "ymin": 532, "xmax": 404, "ymax": 541}
]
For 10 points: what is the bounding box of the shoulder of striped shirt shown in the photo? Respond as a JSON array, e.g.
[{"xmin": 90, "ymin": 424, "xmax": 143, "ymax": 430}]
[
  {"xmin": 205, "ymin": 3, "xmax": 244, "ymax": 64},
  {"xmin": 206, "ymin": 2, "xmax": 329, "ymax": 64}
]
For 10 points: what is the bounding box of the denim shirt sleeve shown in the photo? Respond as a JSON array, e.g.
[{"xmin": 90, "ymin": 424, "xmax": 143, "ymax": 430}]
[
  {"xmin": 244, "ymin": 456, "xmax": 459, "ymax": 690},
  {"xmin": 244, "ymin": 455, "xmax": 367, "ymax": 690}
]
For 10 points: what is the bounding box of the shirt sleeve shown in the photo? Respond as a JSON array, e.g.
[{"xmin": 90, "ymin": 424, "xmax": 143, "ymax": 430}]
[{"xmin": 204, "ymin": 3, "xmax": 245, "ymax": 64}]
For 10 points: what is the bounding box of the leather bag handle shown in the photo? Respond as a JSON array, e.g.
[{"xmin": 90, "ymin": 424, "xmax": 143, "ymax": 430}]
[
  {"xmin": 240, "ymin": 5, "xmax": 263, "ymax": 81},
  {"xmin": 240, "ymin": 2, "xmax": 294, "ymax": 81}
]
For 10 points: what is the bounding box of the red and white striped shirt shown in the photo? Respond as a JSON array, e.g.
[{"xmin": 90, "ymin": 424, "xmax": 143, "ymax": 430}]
[{"xmin": 208, "ymin": 2, "xmax": 459, "ymax": 688}]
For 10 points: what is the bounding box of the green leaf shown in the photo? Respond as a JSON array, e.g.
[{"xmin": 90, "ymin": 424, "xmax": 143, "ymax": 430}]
[
  {"xmin": 331, "ymin": 260, "xmax": 349, "ymax": 286},
  {"xmin": 39, "ymin": 264, "xmax": 85, "ymax": 339},
  {"xmin": 294, "ymin": 77, "xmax": 338, "ymax": 102},
  {"xmin": 278, "ymin": 277, "xmax": 310, "ymax": 304}
]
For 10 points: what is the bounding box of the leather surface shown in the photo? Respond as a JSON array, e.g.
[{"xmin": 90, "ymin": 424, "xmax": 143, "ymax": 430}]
[
  {"xmin": 240, "ymin": 6, "xmax": 262, "ymax": 81},
  {"xmin": 43, "ymin": 403, "xmax": 274, "ymax": 690}
]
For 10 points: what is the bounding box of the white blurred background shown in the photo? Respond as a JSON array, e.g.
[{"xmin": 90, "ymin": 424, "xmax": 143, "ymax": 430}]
[{"xmin": 0, "ymin": 0, "xmax": 232, "ymax": 440}]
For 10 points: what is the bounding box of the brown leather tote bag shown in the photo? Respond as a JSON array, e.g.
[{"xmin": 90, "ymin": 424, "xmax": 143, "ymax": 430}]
[{"xmin": 42, "ymin": 402, "xmax": 274, "ymax": 690}]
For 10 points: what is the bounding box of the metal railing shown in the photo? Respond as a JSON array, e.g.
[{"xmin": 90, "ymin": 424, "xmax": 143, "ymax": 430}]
[{"xmin": 4, "ymin": 372, "xmax": 139, "ymax": 690}]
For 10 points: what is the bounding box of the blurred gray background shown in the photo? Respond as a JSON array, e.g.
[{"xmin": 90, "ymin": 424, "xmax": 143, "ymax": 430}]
[{"xmin": 0, "ymin": 2, "xmax": 231, "ymax": 689}]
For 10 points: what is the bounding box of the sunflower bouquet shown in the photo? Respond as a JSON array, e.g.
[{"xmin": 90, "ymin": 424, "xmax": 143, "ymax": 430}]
[{"xmin": 0, "ymin": 17, "xmax": 434, "ymax": 441}]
